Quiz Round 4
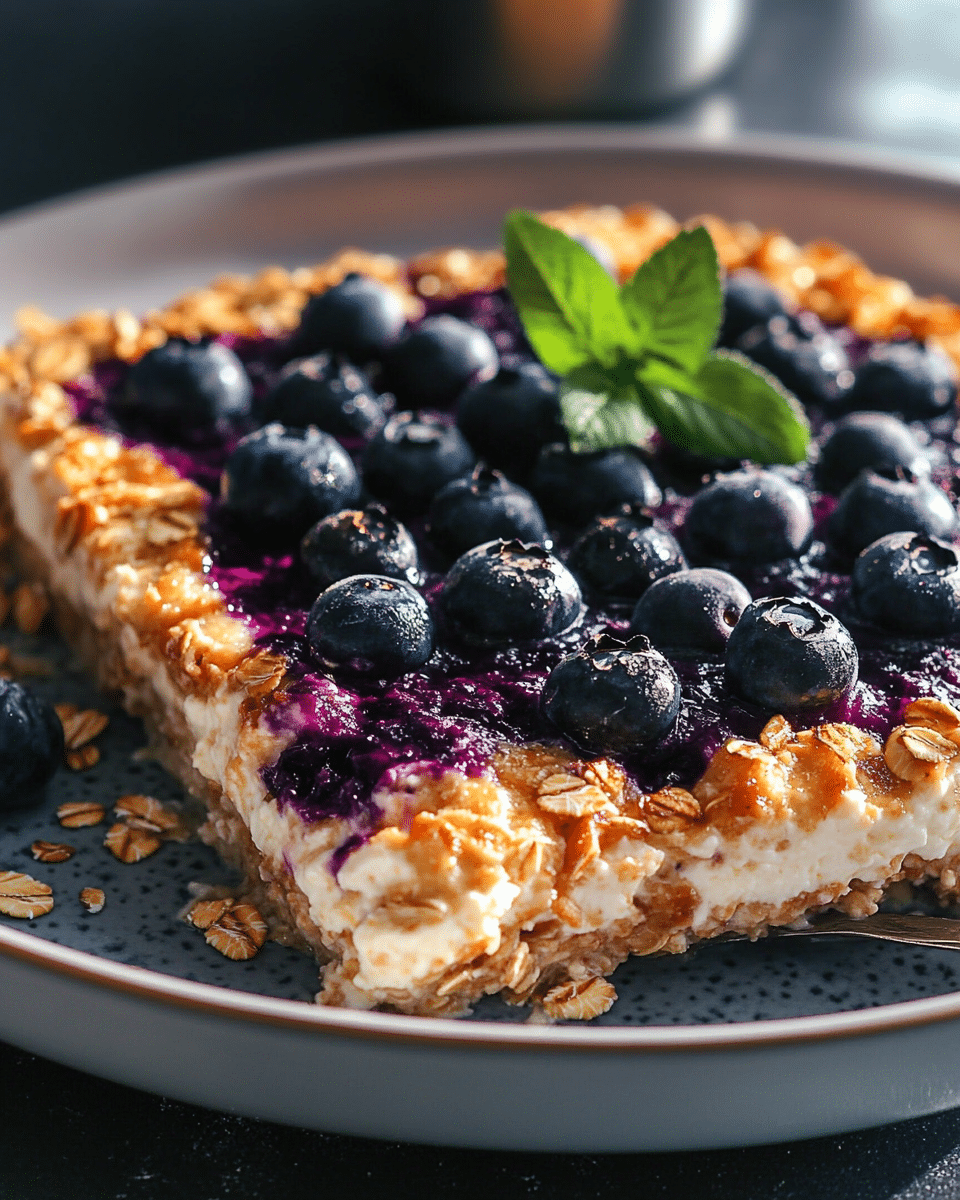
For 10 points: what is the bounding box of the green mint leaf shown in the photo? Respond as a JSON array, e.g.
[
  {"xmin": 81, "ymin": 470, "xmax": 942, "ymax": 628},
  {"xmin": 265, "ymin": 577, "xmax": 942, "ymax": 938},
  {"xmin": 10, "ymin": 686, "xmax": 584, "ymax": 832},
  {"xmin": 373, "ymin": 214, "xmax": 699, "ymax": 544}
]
[
  {"xmin": 620, "ymin": 226, "xmax": 721, "ymax": 375},
  {"xmin": 639, "ymin": 350, "xmax": 810, "ymax": 464},
  {"xmin": 503, "ymin": 209, "xmax": 637, "ymax": 375},
  {"xmin": 559, "ymin": 364, "xmax": 654, "ymax": 454}
]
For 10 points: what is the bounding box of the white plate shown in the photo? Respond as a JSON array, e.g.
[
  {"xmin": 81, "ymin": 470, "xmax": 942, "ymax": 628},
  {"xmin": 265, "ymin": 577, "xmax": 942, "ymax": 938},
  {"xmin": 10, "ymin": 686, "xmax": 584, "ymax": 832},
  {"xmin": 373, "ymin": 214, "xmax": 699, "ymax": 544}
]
[{"xmin": 5, "ymin": 126, "xmax": 960, "ymax": 1153}]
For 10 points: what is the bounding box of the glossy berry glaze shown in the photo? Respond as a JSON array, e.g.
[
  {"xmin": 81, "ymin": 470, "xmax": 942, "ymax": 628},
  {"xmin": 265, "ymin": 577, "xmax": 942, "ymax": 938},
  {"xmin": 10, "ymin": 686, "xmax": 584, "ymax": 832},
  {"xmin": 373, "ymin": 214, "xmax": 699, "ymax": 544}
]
[{"xmin": 65, "ymin": 291, "xmax": 960, "ymax": 851}]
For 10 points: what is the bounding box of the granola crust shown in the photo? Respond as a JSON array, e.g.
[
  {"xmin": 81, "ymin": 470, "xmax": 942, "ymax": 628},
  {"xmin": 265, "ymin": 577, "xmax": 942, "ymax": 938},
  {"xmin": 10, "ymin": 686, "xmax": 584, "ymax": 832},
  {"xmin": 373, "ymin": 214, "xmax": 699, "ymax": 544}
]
[{"xmin": 4, "ymin": 205, "xmax": 960, "ymax": 1018}]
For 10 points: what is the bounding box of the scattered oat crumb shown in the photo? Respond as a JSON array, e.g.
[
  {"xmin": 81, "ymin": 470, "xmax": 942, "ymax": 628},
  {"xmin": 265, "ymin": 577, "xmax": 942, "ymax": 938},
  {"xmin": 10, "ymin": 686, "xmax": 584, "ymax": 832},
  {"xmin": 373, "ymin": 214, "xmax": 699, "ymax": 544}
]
[
  {"xmin": 114, "ymin": 793, "xmax": 179, "ymax": 834},
  {"xmin": 6, "ymin": 651, "xmax": 54, "ymax": 677},
  {"xmin": 0, "ymin": 870, "xmax": 54, "ymax": 918},
  {"xmin": 11, "ymin": 582, "xmax": 49, "ymax": 634},
  {"xmin": 187, "ymin": 897, "xmax": 268, "ymax": 960},
  {"xmin": 79, "ymin": 887, "xmax": 105, "ymax": 914},
  {"xmin": 67, "ymin": 745, "xmax": 100, "ymax": 771},
  {"xmin": 30, "ymin": 840, "xmax": 75, "ymax": 864},
  {"xmin": 59, "ymin": 707, "xmax": 109, "ymax": 751},
  {"xmin": 103, "ymin": 822, "xmax": 162, "ymax": 864},
  {"xmin": 57, "ymin": 800, "xmax": 106, "ymax": 828},
  {"xmin": 0, "ymin": 589, "xmax": 11, "ymax": 626}
]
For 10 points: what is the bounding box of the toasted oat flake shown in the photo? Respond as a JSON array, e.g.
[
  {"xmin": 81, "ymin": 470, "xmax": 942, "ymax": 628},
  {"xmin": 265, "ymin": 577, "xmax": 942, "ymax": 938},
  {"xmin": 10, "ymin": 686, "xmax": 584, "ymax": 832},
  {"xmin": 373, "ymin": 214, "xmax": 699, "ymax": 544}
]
[
  {"xmin": 11, "ymin": 582, "xmax": 49, "ymax": 634},
  {"xmin": 885, "ymin": 724, "xmax": 957, "ymax": 781},
  {"xmin": 541, "ymin": 976, "xmax": 617, "ymax": 1021},
  {"xmin": 186, "ymin": 897, "xmax": 233, "ymax": 931},
  {"xmin": 79, "ymin": 887, "xmax": 105, "ymax": 914},
  {"xmin": 67, "ymin": 745, "xmax": 100, "ymax": 771},
  {"xmin": 57, "ymin": 800, "xmax": 106, "ymax": 828},
  {"xmin": 30, "ymin": 840, "xmax": 75, "ymax": 863},
  {"xmin": 59, "ymin": 708, "xmax": 109, "ymax": 751},
  {"xmin": 189, "ymin": 899, "xmax": 268, "ymax": 961},
  {"xmin": 0, "ymin": 871, "xmax": 54, "ymax": 919},
  {"xmin": 104, "ymin": 822, "xmax": 162, "ymax": 863},
  {"xmin": 114, "ymin": 793, "xmax": 179, "ymax": 834}
]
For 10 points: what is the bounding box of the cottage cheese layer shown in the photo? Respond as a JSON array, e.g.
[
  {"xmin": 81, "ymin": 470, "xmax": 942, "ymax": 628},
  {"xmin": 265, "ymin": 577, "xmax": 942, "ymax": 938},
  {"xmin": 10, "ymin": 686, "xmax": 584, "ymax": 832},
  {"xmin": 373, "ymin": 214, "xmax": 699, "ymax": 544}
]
[{"xmin": 5, "ymin": 208, "xmax": 960, "ymax": 1019}]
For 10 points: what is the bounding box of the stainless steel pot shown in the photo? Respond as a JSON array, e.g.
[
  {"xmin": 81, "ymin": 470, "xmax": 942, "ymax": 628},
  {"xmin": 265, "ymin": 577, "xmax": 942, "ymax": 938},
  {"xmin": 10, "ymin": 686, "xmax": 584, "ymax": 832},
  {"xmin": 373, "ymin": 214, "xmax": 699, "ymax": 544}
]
[{"xmin": 395, "ymin": 0, "xmax": 756, "ymax": 119}]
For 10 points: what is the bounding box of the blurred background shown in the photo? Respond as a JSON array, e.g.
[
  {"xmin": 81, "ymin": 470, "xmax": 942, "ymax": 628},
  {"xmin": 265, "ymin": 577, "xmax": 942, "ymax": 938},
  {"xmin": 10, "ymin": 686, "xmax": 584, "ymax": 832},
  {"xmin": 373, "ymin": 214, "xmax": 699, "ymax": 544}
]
[{"xmin": 2, "ymin": 0, "xmax": 959, "ymax": 217}]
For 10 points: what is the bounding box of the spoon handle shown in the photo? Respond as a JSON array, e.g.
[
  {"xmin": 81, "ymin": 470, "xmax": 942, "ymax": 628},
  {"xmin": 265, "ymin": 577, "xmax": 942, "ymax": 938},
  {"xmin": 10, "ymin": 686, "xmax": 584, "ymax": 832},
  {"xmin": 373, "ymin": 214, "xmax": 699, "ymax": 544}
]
[{"xmin": 772, "ymin": 912, "xmax": 960, "ymax": 952}]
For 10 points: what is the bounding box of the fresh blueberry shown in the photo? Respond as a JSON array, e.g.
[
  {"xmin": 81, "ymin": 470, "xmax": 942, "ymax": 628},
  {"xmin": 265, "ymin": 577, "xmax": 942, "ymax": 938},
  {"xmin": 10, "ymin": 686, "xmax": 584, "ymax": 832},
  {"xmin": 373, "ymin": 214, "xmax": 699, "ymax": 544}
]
[
  {"xmin": 725, "ymin": 596, "xmax": 859, "ymax": 710},
  {"xmin": 220, "ymin": 423, "xmax": 360, "ymax": 541},
  {"xmin": 567, "ymin": 506, "xmax": 686, "ymax": 603},
  {"xmin": 439, "ymin": 540, "xmax": 583, "ymax": 647},
  {"xmin": 718, "ymin": 269, "xmax": 794, "ymax": 348},
  {"xmin": 307, "ymin": 575, "xmax": 434, "ymax": 675},
  {"xmin": 828, "ymin": 469, "xmax": 957, "ymax": 557},
  {"xmin": 363, "ymin": 412, "xmax": 476, "ymax": 515},
  {"xmin": 426, "ymin": 466, "xmax": 549, "ymax": 560},
  {"xmin": 736, "ymin": 316, "xmax": 853, "ymax": 406},
  {"xmin": 121, "ymin": 339, "xmax": 252, "ymax": 436},
  {"xmin": 301, "ymin": 504, "xmax": 420, "ymax": 589},
  {"xmin": 541, "ymin": 631, "xmax": 680, "ymax": 751},
  {"xmin": 814, "ymin": 412, "xmax": 928, "ymax": 495},
  {"xmin": 384, "ymin": 315, "xmax": 499, "ymax": 407},
  {"xmin": 629, "ymin": 568, "xmax": 752, "ymax": 654},
  {"xmin": 852, "ymin": 531, "xmax": 960, "ymax": 635},
  {"xmin": 259, "ymin": 354, "xmax": 390, "ymax": 439},
  {"xmin": 683, "ymin": 469, "xmax": 814, "ymax": 565},
  {"xmin": 0, "ymin": 678, "xmax": 64, "ymax": 810},
  {"xmin": 296, "ymin": 273, "xmax": 406, "ymax": 362},
  {"xmin": 530, "ymin": 444, "xmax": 662, "ymax": 526},
  {"xmin": 456, "ymin": 362, "xmax": 562, "ymax": 478},
  {"xmin": 846, "ymin": 340, "xmax": 957, "ymax": 419}
]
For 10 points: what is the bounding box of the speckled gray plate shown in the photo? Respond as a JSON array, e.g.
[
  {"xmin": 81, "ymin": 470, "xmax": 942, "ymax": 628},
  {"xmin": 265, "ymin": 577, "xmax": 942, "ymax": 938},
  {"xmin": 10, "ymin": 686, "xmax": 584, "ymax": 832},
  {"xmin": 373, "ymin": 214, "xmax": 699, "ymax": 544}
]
[{"xmin": 6, "ymin": 128, "xmax": 960, "ymax": 1151}]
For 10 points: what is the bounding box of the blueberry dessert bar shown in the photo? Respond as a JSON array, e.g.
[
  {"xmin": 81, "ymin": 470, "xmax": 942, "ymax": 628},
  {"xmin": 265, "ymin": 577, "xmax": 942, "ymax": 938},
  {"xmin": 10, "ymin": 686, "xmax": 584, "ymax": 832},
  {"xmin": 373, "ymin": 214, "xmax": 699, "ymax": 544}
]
[{"xmin": 5, "ymin": 203, "xmax": 960, "ymax": 1019}]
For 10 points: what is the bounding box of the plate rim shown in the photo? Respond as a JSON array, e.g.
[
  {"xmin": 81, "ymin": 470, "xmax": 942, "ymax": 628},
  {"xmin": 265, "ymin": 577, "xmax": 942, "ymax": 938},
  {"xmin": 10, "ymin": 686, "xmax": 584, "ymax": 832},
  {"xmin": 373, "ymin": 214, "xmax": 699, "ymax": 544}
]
[{"xmin": 5, "ymin": 121, "xmax": 960, "ymax": 1056}]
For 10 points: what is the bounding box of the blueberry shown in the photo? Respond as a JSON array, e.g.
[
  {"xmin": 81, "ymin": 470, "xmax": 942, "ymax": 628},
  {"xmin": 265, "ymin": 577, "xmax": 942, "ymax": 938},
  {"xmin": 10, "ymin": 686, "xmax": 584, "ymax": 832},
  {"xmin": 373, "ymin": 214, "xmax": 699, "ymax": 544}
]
[
  {"xmin": 629, "ymin": 568, "xmax": 752, "ymax": 654},
  {"xmin": 829, "ymin": 469, "xmax": 957, "ymax": 557},
  {"xmin": 384, "ymin": 315, "xmax": 499, "ymax": 407},
  {"xmin": 426, "ymin": 466, "xmax": 549, "ymax": 559},
  {"xmin": 683, "ymin": 469, "xmax": 814, "ymax": 565},
  {"xmin": 439, "ymin": 540, "xmax": 583, "ymax": 647},
  {"xmin": 296, "ymin": 273, "xmax": 406, "ymax": 362},
  {"xmin": 542, "ymin": 631, "xmax": 680, "ymax": 751},
  {"xmin": 363, "ymin": 412, "xmax": 476, "ymax": 515},
  {"xmin": 567, "ymin": 507, "xmax": 686, "ymax": 603},
  {"xmin": 0, "ymin": 678, "xmax": 64, "ymax": 810},
  {"xmin": 456, "ymin": 362, "xmax": 562, "ymax": 478},
  {"xmin": 814, "ymin": 412, "xmax": 928, "ymax": 495},
  {"xmin": 725, "ymin": 597, "xmax": 859, "ymax": 710},
  {"xmin": 530, "ymin": 444, "xmax": 662, "ymax": 526},
  {"xmin": 852, "ymin": 532, "xmax": 960, "ymax": 636},
  {"xmin": 121, "ymin": 339, "xmax": 252, "ymax": 436},
  {"xmin": 718, "ymin": 269, "xmax": 794, "ymax": 348},
  {"xmin": 301, "ymin": 504, "xmax": 420, "ymax": 589},
  {"xmin": 220, "ymin": 423, "xmax": 360, "ymax": 541},
  {"xmin": 847, "ymin": 340, "xmax": 957, "ymax": 420},
  {"xmin": 737, "ymin": 317, "xmax": 853, "ymax": 406},
  {"xmin": 307, "ymin": 575, "xmax": 433, "ymax": 675},
  {"xmin": 260, "ymin": 354, "xmax": 390, "ymax": 439}
]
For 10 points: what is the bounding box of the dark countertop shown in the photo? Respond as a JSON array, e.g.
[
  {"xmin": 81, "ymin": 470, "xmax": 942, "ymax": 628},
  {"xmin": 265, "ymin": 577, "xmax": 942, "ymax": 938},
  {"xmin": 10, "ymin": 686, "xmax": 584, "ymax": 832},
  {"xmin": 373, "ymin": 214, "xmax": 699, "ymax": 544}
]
[{"xmin": 4, "ymin": 2, "xmax": 960, "ymax": 1196}]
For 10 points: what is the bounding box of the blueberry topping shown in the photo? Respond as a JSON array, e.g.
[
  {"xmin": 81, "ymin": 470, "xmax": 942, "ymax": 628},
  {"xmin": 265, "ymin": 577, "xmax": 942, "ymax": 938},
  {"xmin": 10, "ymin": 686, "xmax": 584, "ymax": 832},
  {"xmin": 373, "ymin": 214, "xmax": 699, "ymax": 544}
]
[
  {"xmin": 630, "ymin": 568, "xmax": 752, "ymax": 654},
  {"xmin": 363, "ymin": 411, "xmax": 476, "ymax": 515},
  {"xmin": 385, "ymin": 314, "xmax": 499, "ymax": 407},
  {"xmin": 815, "ymin": 412, "xmax": 928, "ymax": 495},
  {"xmin": 541, "ymin": 631, "xmax": 680, "ymax": 751},
  {"xmin": 426, "ymin": 466, "xmax": 549, "ymax": 560},
  {"xmin": 847, "ymin": 340, "xmax": 957, "ymax": 420},
  {"xmin": 307, "ymin": 575, "xmax": 434, "ymax": 675},
  {"xmin": 567, "ymin": 507, "xmax": 686, "ymax": 603},
  {"xmin": 301, "ymin": 504, "xmax": 420, "ymax": 589},
  {"xmin": 737, "ymin": 316, "xmax": 853, "ymax": 407},
  {"xmin": 121, "ymin": 339, "xmax": 252, "ymax": 436},
  {"xmin": 439, "ymin": 539, "xmax": 583, "ymax": 647},
  {"xmin": 296, "ymin": 273, "xmax": 406, "ymax": 362},
  {"xmin": 852, "ymin": 531, "xmax": 960, "ymax": 635},
  {"xmin": 725, "ymin": 596, "xmax": 859, "ymax": 711},
  {"xmin": 683, "ymin": 468, "xmax": 814, "ymax": 565},
  {"xmin": 220, "ymin": 423, "xmax": 360, "ymax": 541},
  {"xmin": 456, "ymin": 362, "xmax": 562, "ymax": 478},
  {"xmin": 530, "ymin": 444, "xmax": 662, "ymax": 526},
  {"xmin": 0, "ymin": 678, "xmax": 64, "ymax": 810},
  {"xmin": 260, "ymin": 354, "xmax": 390, "ymax": 439},
  {"xmin": 829, "ymin": 469, "xmax": 958, "ymax": 557},
  {"xmin": 718, "ymin": 269, "xmax": 794, "ymax": 348}
]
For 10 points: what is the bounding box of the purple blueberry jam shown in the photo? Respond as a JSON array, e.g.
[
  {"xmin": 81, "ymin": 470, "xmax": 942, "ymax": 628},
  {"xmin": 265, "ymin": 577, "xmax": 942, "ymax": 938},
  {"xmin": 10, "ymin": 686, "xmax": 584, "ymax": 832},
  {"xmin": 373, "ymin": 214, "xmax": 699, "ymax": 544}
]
[{"xmin": 64, "ymin": 289, "xmax": 960, "ymax": 864}]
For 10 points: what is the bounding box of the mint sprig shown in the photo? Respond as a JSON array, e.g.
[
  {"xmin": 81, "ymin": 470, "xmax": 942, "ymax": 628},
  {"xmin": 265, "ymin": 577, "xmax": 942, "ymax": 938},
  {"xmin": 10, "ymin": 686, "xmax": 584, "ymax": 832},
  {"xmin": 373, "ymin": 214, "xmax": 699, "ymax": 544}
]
[{"xmin": 503, "ymin": 210, "xmax": 810, "ymax": 463}]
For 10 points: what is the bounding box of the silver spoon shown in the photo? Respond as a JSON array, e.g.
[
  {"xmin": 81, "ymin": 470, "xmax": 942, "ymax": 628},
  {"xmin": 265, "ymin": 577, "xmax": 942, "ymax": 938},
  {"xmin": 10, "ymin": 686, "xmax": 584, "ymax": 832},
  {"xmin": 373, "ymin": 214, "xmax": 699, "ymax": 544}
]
[{"xmin": 740, "ymin": 912, "xmax": 960, "ymax": 953}]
